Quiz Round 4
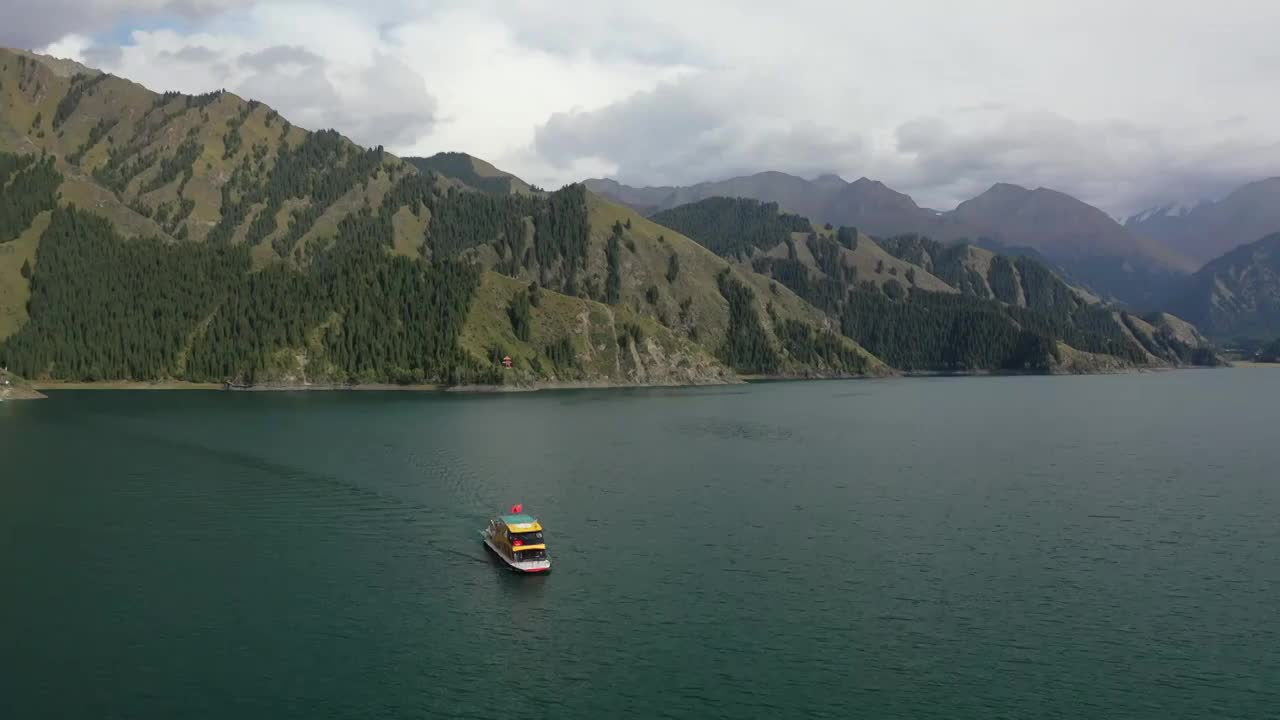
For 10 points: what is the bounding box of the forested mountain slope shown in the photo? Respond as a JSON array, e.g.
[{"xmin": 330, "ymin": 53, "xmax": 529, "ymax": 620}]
[
  {"xmin": 652, "ymin": 198, "xmax": 1222, "ymax": 371},
  {"xmin": 0, "ymin": 48, "xmax": 883, "ymax": 386},
  {"xmin": 593, "ymin": 172, "xmax": 1193, "ymax": 308}
]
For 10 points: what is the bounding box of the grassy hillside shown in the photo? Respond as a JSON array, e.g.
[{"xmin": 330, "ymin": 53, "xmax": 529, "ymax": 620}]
[
  {"xmin": 0, "ymin": 211, "xmax": 49, "ymax": 341},
  {"xmin": 459, "ymin": 272, "xmax": 734, "ymax": 386},
  {"xmin": 581, "ymin": 196, "xmax": 884, "ymax": 377},
  {"xmin": 0, "ymin": 49, "xmax": 887, "ymax": 386},
  {"xmin": 0, "ymin": 48, "xmax": 428, "ymax": 258}
]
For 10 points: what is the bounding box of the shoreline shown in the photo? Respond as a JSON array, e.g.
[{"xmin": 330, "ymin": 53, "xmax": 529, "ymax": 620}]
[
  {"xmin": 0, "ymin": 386, "xmax": 46, "ymax": 400},
  {"xmin": 17, "ymin": 363, "xmax": 1240, "ymax": 398},
  {"xmin": 31, "ymin": 380, "xmax": 225, "ymax": 391}
]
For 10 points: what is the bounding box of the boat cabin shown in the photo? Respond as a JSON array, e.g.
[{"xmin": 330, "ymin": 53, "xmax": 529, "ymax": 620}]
[{"xmin": 488, "ymin": 513, "xmax": 548, "ymax": 561}]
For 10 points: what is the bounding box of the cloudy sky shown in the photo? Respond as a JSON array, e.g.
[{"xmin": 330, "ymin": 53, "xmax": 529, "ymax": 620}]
[{"xmin": 6, "ymin": 0, "xmax": 1280, "ymax": 216}]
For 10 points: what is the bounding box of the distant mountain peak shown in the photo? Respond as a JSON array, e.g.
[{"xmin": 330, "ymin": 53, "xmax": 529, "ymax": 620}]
[
  {"xmin": 1126, "ymin": 200, "xmax": 1201, "ymax": 226},
  {"xmin": 748, "ymin": 170, "xmax": 806, "ymax": 181},
  {"xmin": 969, "ymin": 182, "xmax": 1034, "ymax": 199},
  {"xmin": 404, "ymin": 152, "xmax": 532, "ymax": 195},
  {"xmin": 812, "ymin": 173, "xmax": 847, "ymax": 186},
  {"xmin": 1126, "ymin": 176, "xmax": 1280, "ymax": 264}
]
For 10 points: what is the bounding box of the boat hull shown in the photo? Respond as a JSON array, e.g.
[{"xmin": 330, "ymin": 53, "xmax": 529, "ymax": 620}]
[{"xmin": 481, "ymin": 533, "xmax": 551, "ymax": 574}]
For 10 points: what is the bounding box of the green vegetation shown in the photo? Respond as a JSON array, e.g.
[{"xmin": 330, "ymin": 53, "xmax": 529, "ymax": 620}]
[
  {"xmin": 618, "ymin": 321, "xmax": 644, "ymax": 348},
  {"xmin": 605, "ymin": 221, "xmax": 622, "ymax": 304},
  {"xmin": 989, "ymin": 255, "xmax": 1018, "ymax": 304},
  {"xmin": 222, "ymin": 101, "xmax": 257, "ymax": 159},
  {"xmin": 776, "ymin": 319, "xmax": 867, "ymax": 374},
  {"xmin": 206, "ymin": 129, "xmax": 385, "ymax": 253},
  {"xmin": 403, "ymin": 153, "xmax": 529, "ymax": 196},
  {"xmin": 0, "ymin": 53, "xmax": 1223, "ymax": 383},
  {"xmin": 428, "ymin": 185, "xmax": 535, "ymax": 257},
  {"xmin": 2, "ymin": 205, "xmax": 244, "ymax": 379},
  {"xmin": 89, "ymin": 96, "xmax": 208, "ymax": 196},
  {"xmin": 0, "ymin": 154, "xmax": 59, "ymax": 243},
  {"xmin": 401, "ymin": 176, "xmax": 590, "ymax": 295},
  {"xmin": 751, "ymin": 254, "xmax": 845, "ymax": 313},
  {"xmin": 52, "ymin": 73, "xmax": 109, "ymax": 129},
  {"xmin": 839, "ymin": 289, "xmax": 1054, "ymax": 371},
  {"xmin": 140, "ymin": 137, "xmax": 200, "ymax": 195},
  {"xmin": 836, "ymin": 226, "xmax": 858, "ymax": 250},
  {"xmin": 716, "ymin": 269, "xmax": 780, "ymax": 373},
  {"xmin": 658, "ymin": 195, "xmax": 1188, "ymax": 372},
  {"xmin": 0, "ymin": 135, "xmax": 594, "ymax": 385},
  {"xmin": 508, "ymin": 287, "xmax": 532, "ymax": 341},
  {"xmin": 1, "ymin": 202, "xmax": 487, "ymax": 385},
  {"xmin": 837, "ymin": 286, "xmax": 1155, "ymax": 371},
  {"xmin": 545, "ymin": 336, "xmax": 575, "ymax": 368},
  {"xmin": 880, "ymin": 234, "xmax": 1082, "ymax": 314},
  {"xmin": 882, "ymin": 278, "xmax": 905, "ymax": 300},
  {"xmin": 530, "ymin": 183, "xmax": 591, "ymax": 288},
  {"xmin": 804, "ymin": 234, "xmax": 846, "ymax": 281},
  {"xmin": 651, "ymin": 197, "xmax": 809, "ymax": 259}
]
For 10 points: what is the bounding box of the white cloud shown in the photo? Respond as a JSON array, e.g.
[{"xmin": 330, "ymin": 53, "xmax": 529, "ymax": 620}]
[
  {"xmin": 535, "ymin": 70, "xmax": 867, "ymax": 187},
  {"xmin": 2, "ymin": 0, "xmax": 256, "ymax": 48},
  {"xmin": 22, "ymin": 0, "xmax": 1280, "ymax": 213}
]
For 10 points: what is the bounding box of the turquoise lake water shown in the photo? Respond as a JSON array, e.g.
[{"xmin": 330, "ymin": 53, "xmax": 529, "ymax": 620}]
[{"xmin": 2, "ymin": 370, "xmax": 1277, "ymax": 718}]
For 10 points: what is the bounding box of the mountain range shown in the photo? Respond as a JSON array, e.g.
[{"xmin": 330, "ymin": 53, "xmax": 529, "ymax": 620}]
[
  {"xmin": 588, "ymin": 173, "xmax": 1198, "ymax": 309},
  {"xmin": 647, "ymin": 197, "xmax": 1219, "ymax": 371},
  {"xmin": 0, "ymin": 48, "xmax": 1242, "ymax": 389},
  {"xmin": 1166, "ymin": 232, "xmax": 1280, "ymax": 341},
  {"xmin": 1125, "ymin": 178, "xmax": 1280, "ymax": 265}
]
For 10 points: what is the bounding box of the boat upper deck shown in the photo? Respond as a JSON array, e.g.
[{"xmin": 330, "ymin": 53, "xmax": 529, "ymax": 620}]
[{"xmin": 499, "ymin": 513, "xmax": 542, "ymax": 532}]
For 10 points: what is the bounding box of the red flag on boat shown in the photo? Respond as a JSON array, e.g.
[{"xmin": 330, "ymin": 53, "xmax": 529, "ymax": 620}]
[{"xmin": 510, "ymin": 504, "xmax": 523, "ymax": 514}]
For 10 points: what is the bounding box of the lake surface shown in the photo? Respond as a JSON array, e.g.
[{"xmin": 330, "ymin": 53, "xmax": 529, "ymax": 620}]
[{"xmin": 2, "ymin": 370, "xmax": 1278, "ymax": 719}]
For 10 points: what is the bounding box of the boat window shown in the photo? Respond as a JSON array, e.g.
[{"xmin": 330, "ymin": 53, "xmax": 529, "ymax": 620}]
[
  {"xmin": 509, "ymin": 531, "xmax": 543, "ymax": 546},
  {"xmin": 514, "ymin": 548, "xmax": 547, "ymax": 560}
]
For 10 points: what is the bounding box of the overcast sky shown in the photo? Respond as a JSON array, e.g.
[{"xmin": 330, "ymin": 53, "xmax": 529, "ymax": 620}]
[{"xmin": 6, "ymin": 0, "xmax": 1279, "ymax": 216}]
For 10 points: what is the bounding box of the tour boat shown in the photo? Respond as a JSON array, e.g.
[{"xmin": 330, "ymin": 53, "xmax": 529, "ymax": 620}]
[{"xmin": 481, "ymin": 505, "xmax": 551, "ymax": 573}]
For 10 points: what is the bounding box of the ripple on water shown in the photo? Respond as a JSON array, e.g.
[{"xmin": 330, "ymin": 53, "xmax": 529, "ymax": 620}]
[{"xmin": 669, "ymin": 416, "xmax": 794, "ymax": 442}]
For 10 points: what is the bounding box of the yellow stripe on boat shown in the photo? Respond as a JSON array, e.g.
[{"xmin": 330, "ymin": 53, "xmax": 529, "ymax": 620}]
[{"xmin": 512, "ymin": 544, "xmax": 546, "ymax": 551}]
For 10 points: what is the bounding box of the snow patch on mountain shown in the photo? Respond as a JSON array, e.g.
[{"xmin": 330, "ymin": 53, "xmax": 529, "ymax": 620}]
[{"xmin": 1125, "ymin": 199, "xmax": 1209, "ymax": 226}]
